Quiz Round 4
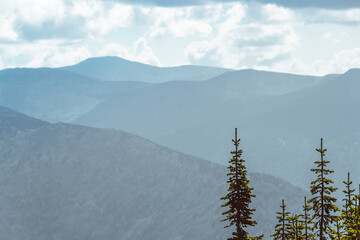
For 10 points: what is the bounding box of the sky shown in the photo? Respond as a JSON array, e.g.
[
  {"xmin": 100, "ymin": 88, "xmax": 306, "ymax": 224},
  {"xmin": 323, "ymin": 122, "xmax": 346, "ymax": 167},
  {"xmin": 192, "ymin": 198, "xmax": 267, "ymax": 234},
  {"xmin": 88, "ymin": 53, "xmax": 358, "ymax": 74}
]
[{"xmin": 0, "ymin": 0, "xmax": 360, "ymax": 75}]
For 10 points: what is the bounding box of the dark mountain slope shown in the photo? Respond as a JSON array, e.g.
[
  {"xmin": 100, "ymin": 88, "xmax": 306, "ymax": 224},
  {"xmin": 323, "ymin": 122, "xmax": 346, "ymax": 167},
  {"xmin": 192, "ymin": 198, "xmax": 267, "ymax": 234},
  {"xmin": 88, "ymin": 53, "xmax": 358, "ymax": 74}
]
[
  {"xmin": 0, "ymin": 105, "xmax": 47, "ymax": 140},
  {"xmin": 0, "ymin": 109, "xmax": 305, "ymax": 240}
]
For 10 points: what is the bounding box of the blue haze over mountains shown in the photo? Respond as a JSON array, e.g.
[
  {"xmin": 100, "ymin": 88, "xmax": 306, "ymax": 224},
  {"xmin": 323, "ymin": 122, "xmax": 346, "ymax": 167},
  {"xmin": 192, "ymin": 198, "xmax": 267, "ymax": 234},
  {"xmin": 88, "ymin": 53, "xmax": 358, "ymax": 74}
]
[
  {"xmin": 60, "ymin": 56, "xmax": 232, "ymax": 83},
  {"xmin": 0, "ymin": 56, "xmax": 358, "ymax": 238},
  {"xmin": 0, "ymin": 56, "xmax": 358, "ymax": 189},
  {"xmin": 0, "ymin": 106, "xmax": 304, "ymax": 239}
]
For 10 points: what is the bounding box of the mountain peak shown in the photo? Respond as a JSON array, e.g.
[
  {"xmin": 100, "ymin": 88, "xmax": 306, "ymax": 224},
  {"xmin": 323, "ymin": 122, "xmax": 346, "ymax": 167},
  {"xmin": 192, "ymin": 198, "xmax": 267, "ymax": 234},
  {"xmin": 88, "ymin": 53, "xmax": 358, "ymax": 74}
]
[
  {"xmin": 60, "ymin": 56, "xmax": 231, "ymax": 82},
  {"xmin": 76, "ymin": 56, "xmax": 146, "ymax": 66},
  {"xmin": 343, "ymin": 68, "xmax": 360, "ymax": 76}
]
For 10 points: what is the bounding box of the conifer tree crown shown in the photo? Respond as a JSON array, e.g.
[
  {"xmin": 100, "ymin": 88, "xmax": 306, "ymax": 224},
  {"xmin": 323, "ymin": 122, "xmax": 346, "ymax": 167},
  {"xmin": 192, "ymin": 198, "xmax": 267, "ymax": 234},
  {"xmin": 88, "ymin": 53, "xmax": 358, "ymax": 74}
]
[
  {"xmin": 308, "ymin": 138, "xmax": 339, "ymax": 240},
  {"xmin": 221, "ymin": 128, "xmax": 259, "ymax": 240}
]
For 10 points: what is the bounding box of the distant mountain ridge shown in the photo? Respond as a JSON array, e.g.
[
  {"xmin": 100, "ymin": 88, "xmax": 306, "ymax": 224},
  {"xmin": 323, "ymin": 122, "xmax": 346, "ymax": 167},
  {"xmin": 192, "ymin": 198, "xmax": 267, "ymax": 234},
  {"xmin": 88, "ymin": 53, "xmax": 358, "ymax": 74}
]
[
  {"xmin": 73, "ymin": 67, "xmax": 326, "ymax": 156},
  {"xmin": 0, "ymin": 105, "xmax": 47, "ymax": 140},
  {"xmin": 0, "ymin": 67, "xmax": 148, "ymax": 122},
  {"xmin": 0, "ymin": 56, "xmax": 231, "ymax": 122},
  {"xmin": 0, "ymin": 106, "xmax": 305, "ymax": 240},
  {"xmin": 73, "ymin": 68, "xmax": 360, "ymax": 190},
  {"xmin": 0, "ymin": 56, "xmax": 359, "ymax": 191},
  {"xmin": 60, "ymin": 56, "xmax": 233, "ymax": 82}
]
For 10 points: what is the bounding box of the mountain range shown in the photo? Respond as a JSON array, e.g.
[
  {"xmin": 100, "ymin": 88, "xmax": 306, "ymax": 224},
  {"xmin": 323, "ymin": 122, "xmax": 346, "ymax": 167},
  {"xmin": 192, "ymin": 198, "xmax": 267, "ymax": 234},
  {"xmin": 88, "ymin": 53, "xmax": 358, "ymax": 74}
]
[
  {"xmin": 60, "ymin": 56, "xmax": 232, "ymax": 82},
  {"xmin": 0, "ymin": 67, "xmax": 147, "ymax": 122},
  {"xmin": 0, "ymin": 56, "xmax": 358, "ymax": 191},
  {"xmin": 0, "ymin": 106, "xmax": 304, "ymax": 239}
]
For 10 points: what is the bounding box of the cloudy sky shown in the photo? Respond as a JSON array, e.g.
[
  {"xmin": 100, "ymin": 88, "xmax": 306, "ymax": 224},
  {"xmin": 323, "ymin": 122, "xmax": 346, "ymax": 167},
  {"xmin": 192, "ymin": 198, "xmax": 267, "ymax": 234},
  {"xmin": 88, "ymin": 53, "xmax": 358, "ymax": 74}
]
[{"xmin": 1, "ymin": 0, "xmax": 360, "ymax": 75}]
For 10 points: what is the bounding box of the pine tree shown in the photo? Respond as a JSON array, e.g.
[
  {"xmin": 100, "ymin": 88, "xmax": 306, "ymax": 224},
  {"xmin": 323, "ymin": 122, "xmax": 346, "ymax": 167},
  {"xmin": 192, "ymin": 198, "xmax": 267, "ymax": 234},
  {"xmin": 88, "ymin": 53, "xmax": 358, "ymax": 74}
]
[
  {"xmin": 303, "ymin": 196, "xmax": 316, "ymax": 240},
  {"xmin": 271, "ymin": 199, "xmax": 291, "ymax": 240},
  {"xmin": 329, "ymin": 216, "xmax": 344, "ymax": 240},
  {"xmin": 221, "ymin": 128, "xmax": 260, "ymax": 240},
  {"xmin": 288, "ymin": 214, "xmax": 305, "ymax": 239},
  {"xmin": 341, "ymin": 172, "xmax": 356, "ymax": 239},
  {"xmin": 308, "ymin": 138, "xmax": 339, "ymax": 240},
  {"xmin": 351, "ymin": 185, "xmax": 360, "ymax": 239}
]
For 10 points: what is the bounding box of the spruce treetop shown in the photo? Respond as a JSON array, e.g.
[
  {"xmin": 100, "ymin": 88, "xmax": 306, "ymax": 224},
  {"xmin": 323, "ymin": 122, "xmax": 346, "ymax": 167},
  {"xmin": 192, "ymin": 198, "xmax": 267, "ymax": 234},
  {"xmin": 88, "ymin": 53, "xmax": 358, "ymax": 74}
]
[
  {"xmin": 221, "ymin": 128, "xmax": 259, "ymax": 240},
  {"xmin": 271, "ymin": 199, "xmax": 291, "ymax": 240},
  {"xmin": 308, "ymin": 138, "xmax": 339, "ymax": 240}
]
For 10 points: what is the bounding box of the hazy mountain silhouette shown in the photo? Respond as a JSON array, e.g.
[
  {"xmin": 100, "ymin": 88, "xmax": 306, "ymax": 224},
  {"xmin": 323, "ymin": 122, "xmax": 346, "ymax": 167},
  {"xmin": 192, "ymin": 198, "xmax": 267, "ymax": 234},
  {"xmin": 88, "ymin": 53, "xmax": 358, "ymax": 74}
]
[
  {"xmin": 0, "ymin": 106, "xmax": 304, "ymax": 239},
  {"xmin": 0, "ymin": 105, "xmax": 47, "ymax": 140},
  {"xmin": 0, "ymin": 57, "xmax": 358, "ymax": 190},
  {"xmin": 73, "ymin": 67, "xmax": 360, "ymax": 189},
  {"xmin": 0, "ymin": 67, "xmax": 148, "ymax": 122},
  {"xmin": 60, "ymin": 56, "xmax": 232, "ymax": 82}
]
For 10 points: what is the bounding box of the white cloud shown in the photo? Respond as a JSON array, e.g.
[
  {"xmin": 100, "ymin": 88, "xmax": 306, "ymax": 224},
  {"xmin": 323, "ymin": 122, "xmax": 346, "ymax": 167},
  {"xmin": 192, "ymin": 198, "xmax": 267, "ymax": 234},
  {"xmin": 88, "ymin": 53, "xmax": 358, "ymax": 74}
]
[
  {"xmin": 0, "ymin": 0, "xmax": 135, "ymax": 42},
  {"xmin": 100, "ymin": 43, "xmax": 130, "ymax": 58},
  {"xmin": 46, "ymin": 45, "xmax": 92, "ymax": 67},
  {"xmin": 133, "ymin": 37, "xmax": 161, "ymax": 66},
  {"xmin": 171, "ymin": 19, "xmax": 212, "ymax": 37},
  {"xmin": 71, "ymin": 0, "xmax": 101, "ymax": 18},
  {"xmin": 0, "ymin": 0, "xmax": 66, "ymax": 26},
  {"xmin": 100, "ymin": 37, "xmax": 161, "ymax": 66},
  {"xmin": 0, "ymin": 14, "xmax": 18, "ymax": 41},
  {"xmin": 322, "ymin": 31, "xmax": 342, "ymax": 43},
  {"xmin": 268, "ymin": 49, "xmax": 360, "ymax": 76},
  {"xmin": 185, "ymin": 3, "xmax": 299, "ymax": 69},
  {"xmin": 323, "ymin": 32, "xmax": 333, "ymax": 39},
  {"xmin": 145, "ymin": 6, "xmax": 213, "ymax": 38},
  {"xmin": 0, "ymin": 0, "xmax": 359, "ymax": 75},
  {"xmin": 292, "ymin": 49, "xmax": 360, "ymax": 75},
  {"xmin": 84, "ymin": 2, "xmax": 134, "ymax": 37},
  {"xmin": 0, "ymin": 40, "xmax": 92, "ymax": 69},
  {"xmin": 299, "ymin": 8, "xmax": 360, "ymax": 25},
  {"xmin": 261, "ymin": 4, "xmax": 295, "ymax": 22},
  {"xmin": 188, "ymin": 4, "xmax": 224, "ymax": 22},
  {"xmin": 219, "ymin": 3, "xmax": 247, "ymax": 33},
  {"xmin": 330, "ymin": 48, "xmax": 360, "ymax": 72}
]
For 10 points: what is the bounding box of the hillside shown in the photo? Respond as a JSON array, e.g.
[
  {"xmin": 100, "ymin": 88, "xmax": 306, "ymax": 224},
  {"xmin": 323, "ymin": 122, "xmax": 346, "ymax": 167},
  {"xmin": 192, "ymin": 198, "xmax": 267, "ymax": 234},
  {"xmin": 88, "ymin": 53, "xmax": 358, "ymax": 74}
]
[
  {"xmin": 0, "ymin": 106, "xmax": 47, "ymax": 140},
  {"xmin": 0, "ymin": 58, "xmax": 358, "ymax": 190},
  {"xmin": 73, "ymin": 68, "xmax": 360, "ymax": 189},
  {"xmin": 0, "ymin": 68, "xmax": 148, "ymax": 122},
  {"xmin": 73, "ymin": 68, "xmax": 323, "ymax": 142},
  {"xmin": 0, "ymin": 106, "xmax": 305, "ymax": 239}
]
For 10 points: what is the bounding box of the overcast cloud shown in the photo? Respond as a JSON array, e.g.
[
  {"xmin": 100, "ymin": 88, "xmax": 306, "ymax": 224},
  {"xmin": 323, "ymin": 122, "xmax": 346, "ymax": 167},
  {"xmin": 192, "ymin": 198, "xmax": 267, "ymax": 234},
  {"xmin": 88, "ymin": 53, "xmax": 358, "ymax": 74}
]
[
  {"xmin": 104, "ymin": 0, "xmax": 360, "ymax": 9},
  {"xmin": 0, "ymin": 0, "xmax": 359, "ymax": 75}
]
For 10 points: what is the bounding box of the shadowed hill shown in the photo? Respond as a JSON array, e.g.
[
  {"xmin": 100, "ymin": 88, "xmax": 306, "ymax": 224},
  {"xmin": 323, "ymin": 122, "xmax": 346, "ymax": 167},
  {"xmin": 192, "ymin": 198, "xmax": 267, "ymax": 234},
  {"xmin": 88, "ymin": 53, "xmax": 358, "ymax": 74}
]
[
  {"xmin": 0, "ymin": 107, "xmax": 305, "ymax": 240},
  {"xmin": 0, "ymin": 105, "xmax": 47, "ymax": 140}
]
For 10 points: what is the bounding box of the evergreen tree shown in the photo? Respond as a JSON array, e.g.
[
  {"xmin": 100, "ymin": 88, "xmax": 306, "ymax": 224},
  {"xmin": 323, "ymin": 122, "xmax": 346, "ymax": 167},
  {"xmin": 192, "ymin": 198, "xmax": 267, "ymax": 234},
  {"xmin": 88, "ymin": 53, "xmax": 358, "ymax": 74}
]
[
  {"xmin": 303, "ymin": 196, "xmax": 316, "ymax": 240},
  {"xmin": 308, "ymin": 138, "xmax": 339, "ymax": 240},
  {"xmin": 271, "ymin": 199, "xmax": 291, "ymax": 240},
  {"xmin": 329, "ymin": 216, "xmax": 344, "ymax": 240},
  {"xmin": 351, "ymin": 186, "xmax": 360, "ymax": 239},
  {"xmin": 221, "ymin": 128, "xmax": 260, "ymax": 240},
  {"xmin": 288, "ymin": 214, "xmax": 305, "ymax": 239},
  {"xmin": 341, "ymin": 172, "xmax": 356, "ymax": 239},
  {"xmin": 343, "ymin": 186, "xmax": 360, "ymax": 239}
]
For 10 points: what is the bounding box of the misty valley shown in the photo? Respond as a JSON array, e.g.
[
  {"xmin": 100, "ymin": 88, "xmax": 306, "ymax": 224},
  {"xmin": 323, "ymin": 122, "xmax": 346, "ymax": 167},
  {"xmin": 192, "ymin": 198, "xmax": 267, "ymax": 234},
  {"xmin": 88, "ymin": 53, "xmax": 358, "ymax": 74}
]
[{"xmin": 0, "ymin": 56, "xmax": 359, "ymax": 239}]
